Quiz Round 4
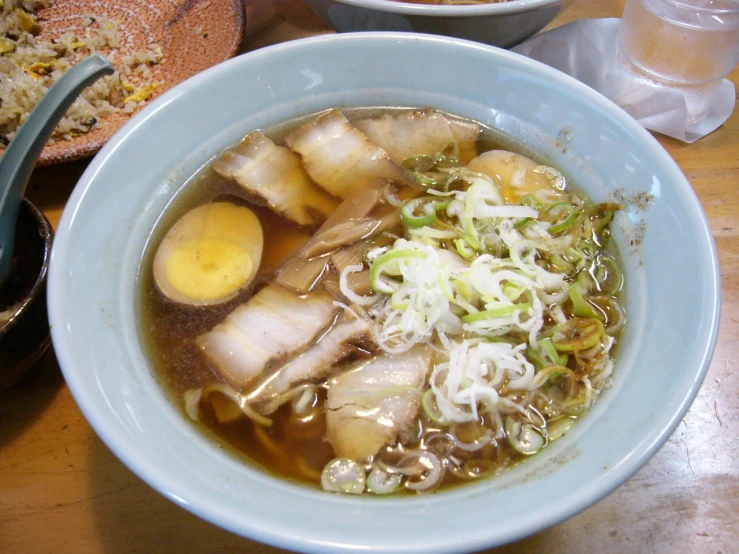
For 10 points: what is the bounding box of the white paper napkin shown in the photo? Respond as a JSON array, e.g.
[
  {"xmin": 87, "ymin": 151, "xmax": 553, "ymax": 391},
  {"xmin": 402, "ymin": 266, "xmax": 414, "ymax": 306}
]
[{"xmin": 513, "ymin": 18, "xmax": 736, "ymax": 143}]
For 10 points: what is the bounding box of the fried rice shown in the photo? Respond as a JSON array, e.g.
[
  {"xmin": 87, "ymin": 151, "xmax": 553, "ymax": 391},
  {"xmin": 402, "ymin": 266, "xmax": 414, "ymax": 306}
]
[{"xmin": 0, "ymin": 0, "xmax": 162, "ymax": 148}]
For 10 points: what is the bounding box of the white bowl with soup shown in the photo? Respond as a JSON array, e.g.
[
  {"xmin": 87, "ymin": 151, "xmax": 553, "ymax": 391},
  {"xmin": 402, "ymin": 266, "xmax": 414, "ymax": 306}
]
[
  {"xmin": 48, "ymin": 33, "xmax": 720, "ymax": 553},
  {"xmin": 301, "ymin": 0, "xmax": 570, "ymax": 48}
]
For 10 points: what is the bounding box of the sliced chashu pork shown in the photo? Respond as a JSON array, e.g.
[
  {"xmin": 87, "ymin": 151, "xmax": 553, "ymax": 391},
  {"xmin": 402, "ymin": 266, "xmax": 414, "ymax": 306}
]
[
  {"xmin": 284, "ymin": 109, "xmax": 413, "ymax": 198},
  {"xmin": 326, "ymin": 349, "xmax": 431, "ymax": 461},
  {"xmin": 354, "ymin": 108, "xmax": 481, "ymax": 165},
  {"xmin": 197, "ymin": 284, "xmax": 338, "ymax": 389},
  {"xmin": 213, "ymin": 131, "xmax": 338, "ymax": 227},
  {"xmin": 249, "ymin": 315, "xmax": 375, "ymax": 414}
]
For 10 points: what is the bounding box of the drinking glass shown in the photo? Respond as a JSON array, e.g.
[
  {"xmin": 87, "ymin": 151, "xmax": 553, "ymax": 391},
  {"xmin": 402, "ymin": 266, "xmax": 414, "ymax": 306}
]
[
  {"xmin": 618, "ymin": 0, "xmax": 739, "ymax": 121},
  {"xmin": 619, "ymin": 0, "xmax": 739, "ymax": 84}
]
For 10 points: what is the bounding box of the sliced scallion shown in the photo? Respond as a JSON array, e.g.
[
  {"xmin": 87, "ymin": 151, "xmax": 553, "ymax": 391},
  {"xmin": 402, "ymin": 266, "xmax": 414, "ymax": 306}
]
[
  {"xmin": 400, "ymin": 196, "xmax": 450, "ymax": 229},
  {"xmin": 547, "ymin": 202, "xmax": 577, "ymax": 234},
  {"xmin": 366, "ymin": 466, "xmax": 402, "ymax": 495},
  {"xmin": 547, "ymin": 416, "xmax": 575, "ymax": 441},
  {"xmin": 593, "ymin": 254, "xmax": 623, "ymax": 295},
  {"xmin": 414, "ymin": 172, "xmax": 438, "ymax": 189},
  {"xmin": 532, "ymin": 365, "xmax": 577, "ymax": 395},
  {"xmin": 454, "ymin": 238, "xmax": 477, "ymax": 260},
  {"xmin": 551, "ymin": 317, "xmax": 605, "ymax": 352},
  {"xmin": 321, "ymin": 458, "xmax": 366, "ymax": 495},
  {"xmin": 528, "ymin": 337, "xmax": 569, "ymax": 370},
  {"xmin": 505, "ymin": 416, "xmax": 545, "ymax": 455},
  {"xmin": 383, "ymin": 182, "xmax": 403, "ymax": 207},
  {"xmin": 568, "ymin": 281, "xmax": 601, "ymax": 320},
  {"xmin": 461, "ymin": 303, "xmax": 530, "ymax": 323},
  {"xmin": 590, "ymin": 295, "xmax": 626, "ymax": 335},
  {"xmin": 422, "ymin": 389, "xmax": 446, "ymax": 424},
  {"xmin": 369, "ymin": 249, "xmax": 426, "ymax": 294}
]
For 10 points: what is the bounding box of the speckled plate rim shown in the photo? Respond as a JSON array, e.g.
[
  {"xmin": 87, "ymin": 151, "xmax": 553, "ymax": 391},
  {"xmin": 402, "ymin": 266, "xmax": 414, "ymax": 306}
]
[
  {"xmin": 48, "ymin": 32, "xmax": 721, "ymax": 553},
  {"xmin": 32, "ymin": 0, "xmax": 244, "ymax": 166}
]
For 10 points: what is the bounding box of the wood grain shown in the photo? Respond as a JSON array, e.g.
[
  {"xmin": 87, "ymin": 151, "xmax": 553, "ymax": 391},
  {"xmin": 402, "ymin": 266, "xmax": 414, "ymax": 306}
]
[{"xmin": 2, "ymin": 1, "xmax": 737, "ymax": 553}]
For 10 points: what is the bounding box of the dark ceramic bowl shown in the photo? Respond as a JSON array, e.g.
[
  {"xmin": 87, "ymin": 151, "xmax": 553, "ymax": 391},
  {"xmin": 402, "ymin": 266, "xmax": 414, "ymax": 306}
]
[{"xmin": 0, "ymin": 199, "xmax": 53, "ymax": 391}]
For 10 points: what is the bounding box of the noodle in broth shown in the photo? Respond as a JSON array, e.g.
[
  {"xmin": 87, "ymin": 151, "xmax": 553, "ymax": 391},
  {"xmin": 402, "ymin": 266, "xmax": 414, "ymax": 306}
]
[{"xmin": 139, "ymin": 107, "xmax": 625, "ymax": 494}]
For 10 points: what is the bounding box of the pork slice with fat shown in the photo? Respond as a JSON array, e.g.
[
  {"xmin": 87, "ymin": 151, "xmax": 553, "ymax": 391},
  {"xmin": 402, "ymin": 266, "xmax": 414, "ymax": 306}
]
[
  {"xmin": 197, "ymin": 284, "xmax": 338, "ymax": 389},
  {"xmin": 325, "ymin": 349, "xmax": 431, "ymax": 461}
]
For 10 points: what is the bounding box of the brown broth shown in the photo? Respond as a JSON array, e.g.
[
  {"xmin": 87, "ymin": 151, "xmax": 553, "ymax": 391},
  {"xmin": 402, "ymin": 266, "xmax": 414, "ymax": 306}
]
[{"xmin": 138, "ymin": 108, "xmax": 618, "ymax": 490}]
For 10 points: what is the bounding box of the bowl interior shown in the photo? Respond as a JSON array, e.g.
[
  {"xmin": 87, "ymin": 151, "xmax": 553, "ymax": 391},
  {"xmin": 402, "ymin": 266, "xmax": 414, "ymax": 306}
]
[{"xmin": 49, "ymin": 33, "xmax": 719, "ymax": 553}]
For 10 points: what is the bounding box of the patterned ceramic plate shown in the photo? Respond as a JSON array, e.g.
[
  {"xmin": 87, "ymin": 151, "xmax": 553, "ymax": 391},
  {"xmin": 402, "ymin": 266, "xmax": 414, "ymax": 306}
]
[{"xmin": 30, "ymin": 0, "xmax": 244, "ymax": 166}]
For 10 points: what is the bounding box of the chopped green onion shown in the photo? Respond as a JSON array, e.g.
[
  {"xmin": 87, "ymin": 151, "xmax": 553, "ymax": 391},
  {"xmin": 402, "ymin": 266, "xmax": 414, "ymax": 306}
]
[
  {"xmin": 391, "ymin": 286, "xmax": 411, "ymax": 310},
  {"xmin": 520, "ymin": 194, "xmax": 543, "ymax": 209},
  {"xmin": 454, "ymin": 238, "xmax": 477, "ymax": 260},
  {"xmin": 563, "ymin": 396, "xmax": 590, "ymax": 416},
  {"xmin": 547, "ymin": 202, "xmax": 577, "ymax": 234},
  {"xmin": 547, "ymin": 416, "xmax": 575, "ymax": 441},
  {"xmin": 562, "ymin": 378, "xmax": 593, "ymax": 416},
  {"xmin": 593, "ymin": 254, "xmax": 623, "ymax": 295},
  {"xmin": 505, "ymin": 416, "xmax": 545, "ymax": 455},
  {"xmin": 502, "ymin": 282, "xmax": 527, "ymax": 302},
  {"xmin": 383, "ymin": 183, "xmax": 403, "ymax": 207},
  {"xmin": 532, "ymin": 365, "xmax": 577, "ymax": 394},
  {"xmin": 528, "ymin": 338, "xmax": 569, "ymax": 370},
  {"xmin": 452, "ymin": 278, "xmax": 476, "ymax": 303},
  {"xmin": 414, "ymin": 172, "xmax": 438, "ymax": 189},
  {"xmin": 590, "ymin": 295, "xmax": 626, "ymax": 335},
  {"xmin": 514, "ymin": 217, "xmax": 533, "ymax": 229},
  {"xmin": 401, "ymin": 196, "xmax": 449, "ymax": 228},
  {"xmin": 551, "ymin": 317, "xmax": 605, "ymax": 352},
  {"xmin": 183, "ymin": 388, "xmax": 203, "ymax": 421},
  {"xmin": 461, "ymin": 303, "xmax": 531, "ymax": 323},
  {"xmin": 527, "ymin": 344, "xmax": 547, "ymax": 370},
  {"xmin": 422, "ymin": 389, "xmax": 446, "ymax": 424},
  {"xmin": 402, "ymin": 154, "xmax": 435, "ymax": 172},
  {"xmin": 540, "ymin": 338, "xmax": 568, "ymax": 366},
  {"xmin": 369, "ymin": 249, "xmax": 426, "ymax": 294},
  {"xmin": 568, "ymin": 281, "xmax": 601, "ymax": 320},
  {"xmin": 566, "ymin": 246, "xmax": 584, "ymax": 265},
  {"xmin": 321, "ymin": 458, "xmax": 366, "ymax": 495},
  {"xmin": 366, "ymin": 466, "xmax": 403, "ymax": 495}
]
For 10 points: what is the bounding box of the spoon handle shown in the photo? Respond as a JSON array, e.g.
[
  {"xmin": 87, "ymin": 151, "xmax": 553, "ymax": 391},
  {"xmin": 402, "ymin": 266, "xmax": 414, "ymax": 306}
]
[{"xmin": 0, "ymin": 54, "xmax": 114, "ymax": 286}]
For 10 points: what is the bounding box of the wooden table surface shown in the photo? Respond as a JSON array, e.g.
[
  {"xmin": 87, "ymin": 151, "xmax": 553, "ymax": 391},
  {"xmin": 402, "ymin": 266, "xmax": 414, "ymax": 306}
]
[{"xmin": 2, "ymin": 1, "xmax": 738, "ymax": 552}]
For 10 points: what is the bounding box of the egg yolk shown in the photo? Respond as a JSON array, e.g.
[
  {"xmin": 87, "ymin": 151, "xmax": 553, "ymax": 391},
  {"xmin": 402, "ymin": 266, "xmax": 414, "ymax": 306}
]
[{"xmin": 166, "ymin": 238, "xmax": 252, "ymax": 301}]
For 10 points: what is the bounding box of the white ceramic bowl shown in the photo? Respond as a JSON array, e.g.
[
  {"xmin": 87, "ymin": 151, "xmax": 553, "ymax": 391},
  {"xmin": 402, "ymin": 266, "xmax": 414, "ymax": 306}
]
[
  {"xmin": 302, "ymin": 0, "xmax": 569, "ymax": 48},
  {"xmin": 48, "ymin": 33, "xmax": 720, "ymax": 553}
]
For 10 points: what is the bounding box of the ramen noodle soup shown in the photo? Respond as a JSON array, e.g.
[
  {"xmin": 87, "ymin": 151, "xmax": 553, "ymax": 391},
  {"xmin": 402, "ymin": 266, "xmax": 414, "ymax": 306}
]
[{"xmin": 140, "ymin": 107, "xmax": 625, "ymax": 495}]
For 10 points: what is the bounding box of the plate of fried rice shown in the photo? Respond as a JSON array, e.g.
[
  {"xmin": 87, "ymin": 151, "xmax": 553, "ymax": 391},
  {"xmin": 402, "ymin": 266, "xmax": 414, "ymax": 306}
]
[{"xmin": 0, "ymin": 0, "xmax": 244, "ymax": 166}]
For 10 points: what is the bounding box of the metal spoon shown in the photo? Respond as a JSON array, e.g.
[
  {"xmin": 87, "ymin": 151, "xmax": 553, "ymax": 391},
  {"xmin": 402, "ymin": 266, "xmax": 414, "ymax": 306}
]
[{"xmin": 0, "ymin": 54, "xmax": 114, "ymax": 288}]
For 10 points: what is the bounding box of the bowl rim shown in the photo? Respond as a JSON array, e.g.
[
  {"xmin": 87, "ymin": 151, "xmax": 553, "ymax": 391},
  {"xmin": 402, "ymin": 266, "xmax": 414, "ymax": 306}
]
[
  {"xmin": 48, "ymin": 31, "xmax": 721, "ymax": 553},
  {"xmin": 318, "ymin": 0, "xmax": 566, "ymax": 17}
]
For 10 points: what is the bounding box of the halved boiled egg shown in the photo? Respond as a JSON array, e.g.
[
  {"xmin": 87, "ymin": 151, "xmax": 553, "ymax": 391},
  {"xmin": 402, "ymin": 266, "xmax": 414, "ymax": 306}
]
[
  {"xmin": 468, "ymin": 150, "xmax": 566, "ymax": 205},
  {"xmin": 153, "ymin": 202, "xmax": 263, "ymax": 306}
]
